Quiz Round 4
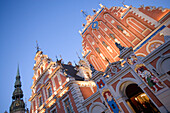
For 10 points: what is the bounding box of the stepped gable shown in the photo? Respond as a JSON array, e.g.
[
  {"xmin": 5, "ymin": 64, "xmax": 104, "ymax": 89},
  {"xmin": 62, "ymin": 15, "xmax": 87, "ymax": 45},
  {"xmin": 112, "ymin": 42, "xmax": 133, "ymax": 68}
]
[{"xmin": 138, "ymin": 5, "xmax": 170, "ymax": 22}]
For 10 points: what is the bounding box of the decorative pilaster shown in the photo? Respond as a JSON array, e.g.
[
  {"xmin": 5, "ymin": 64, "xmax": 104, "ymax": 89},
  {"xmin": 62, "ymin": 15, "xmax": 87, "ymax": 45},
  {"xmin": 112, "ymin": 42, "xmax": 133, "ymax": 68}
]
[{"xmin": 70, "ymin": 83, "xmax": 87, "ymax": 113}]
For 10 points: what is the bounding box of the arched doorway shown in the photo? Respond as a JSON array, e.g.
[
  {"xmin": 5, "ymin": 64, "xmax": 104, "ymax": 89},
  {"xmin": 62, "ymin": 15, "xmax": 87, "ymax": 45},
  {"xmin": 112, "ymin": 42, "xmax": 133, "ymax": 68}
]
[
  {"xmin": 125, "ymin": 84, "xmax": 160, "ymax": 113},
  {"xmin": 91, "ymin": 105, "xmax": 105, "ymax": 113},
  {"xmin": 89, "ymin": 102, "xmax": 106, "ymax": 113}
]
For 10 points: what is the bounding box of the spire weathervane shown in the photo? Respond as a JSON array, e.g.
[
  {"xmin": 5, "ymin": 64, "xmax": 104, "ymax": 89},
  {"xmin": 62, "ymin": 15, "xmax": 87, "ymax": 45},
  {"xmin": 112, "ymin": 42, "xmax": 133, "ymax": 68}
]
[
  {"xmin": 81, "ymin": 10, "xmax": 88, "ymax": 17},
  {"xmin": 121, "ymin": 0, "xmax": 129, "ymax": 8},
  {"xmin": 56, "ymin": 55, "xmax": 58, "ymax": 62},
  {"xmin": 36, "ymin": 40, "xmax": 41, "ymax": 52},
  {"xmin": 76, "ymin": 51, "xmax": 81, "ymax": 60}
]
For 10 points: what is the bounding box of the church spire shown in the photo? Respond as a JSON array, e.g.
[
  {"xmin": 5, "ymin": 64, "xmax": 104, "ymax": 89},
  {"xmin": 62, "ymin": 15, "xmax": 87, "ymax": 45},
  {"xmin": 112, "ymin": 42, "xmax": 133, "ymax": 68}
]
[
  {"xmin": 10, "ymin": 65, "xmax": 25, "ymax": 113},
  {"xmin": 15, "ymin": 65, "xmax": 21, "ymax": 88}
]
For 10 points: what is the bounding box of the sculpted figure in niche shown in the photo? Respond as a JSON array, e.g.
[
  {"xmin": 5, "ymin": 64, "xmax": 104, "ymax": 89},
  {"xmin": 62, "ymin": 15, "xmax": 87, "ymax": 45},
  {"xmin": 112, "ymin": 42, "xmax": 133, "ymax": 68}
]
[
  {"xmin": 102, "ymin": 89, "xmax": 119, "ymax": 113},
  {"xmin": 135, "ymin": 64, "xmax": 164, "ymax": 92}
]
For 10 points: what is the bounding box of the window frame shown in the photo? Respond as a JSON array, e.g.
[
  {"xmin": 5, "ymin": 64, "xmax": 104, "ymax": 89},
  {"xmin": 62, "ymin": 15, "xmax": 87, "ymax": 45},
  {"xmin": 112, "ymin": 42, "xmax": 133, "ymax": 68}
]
[
  {"xmin": 38, "ymin": 95, "xmax": 43, "ymax": 107},
  {"xmin": 62, "ymin": 95, "xmax": 74, "ymax": 113},
  {"xmin": 50, "ymin": 106, "xmax": 57, "ymax": 113},
  {"xmin": 46, "ymin": 82, "xmax": 53, "ymax": 98}
]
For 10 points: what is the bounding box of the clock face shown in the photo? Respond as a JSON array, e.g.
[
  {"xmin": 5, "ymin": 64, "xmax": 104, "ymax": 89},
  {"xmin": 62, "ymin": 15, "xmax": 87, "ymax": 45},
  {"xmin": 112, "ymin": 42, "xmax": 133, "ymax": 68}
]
[{"xmin": 16, "ymin": 102, "xmax": 19, "ymax": 106}]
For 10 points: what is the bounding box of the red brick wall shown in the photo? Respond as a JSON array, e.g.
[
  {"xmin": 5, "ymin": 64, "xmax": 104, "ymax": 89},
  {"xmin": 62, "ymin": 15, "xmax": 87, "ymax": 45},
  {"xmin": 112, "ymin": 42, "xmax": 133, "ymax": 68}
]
[{"xmin": 79, "ymin": 87, "xmax": 94, "ymax": 99}]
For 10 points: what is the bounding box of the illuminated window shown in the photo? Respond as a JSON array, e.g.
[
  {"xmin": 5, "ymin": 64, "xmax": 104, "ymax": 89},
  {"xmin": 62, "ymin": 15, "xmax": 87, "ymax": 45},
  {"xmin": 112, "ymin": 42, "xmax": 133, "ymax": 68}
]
[
  {"xmin": 39, "ymin": 96, "xmax": 43, "ymax": 107},
  {"xmin": 48, "ymin": 87, "xmax": 52, "ymax": 98},
  {"xmin": 64, "ymin": 98, "xmax": 74, "ymax": 113}
]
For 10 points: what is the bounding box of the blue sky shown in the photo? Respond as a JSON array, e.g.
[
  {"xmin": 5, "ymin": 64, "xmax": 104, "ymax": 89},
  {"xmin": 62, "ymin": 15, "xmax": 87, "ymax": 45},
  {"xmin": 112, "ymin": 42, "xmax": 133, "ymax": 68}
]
[{"xmin": 0, "ymin": 0, "xmax": 169, "ymax": 112}]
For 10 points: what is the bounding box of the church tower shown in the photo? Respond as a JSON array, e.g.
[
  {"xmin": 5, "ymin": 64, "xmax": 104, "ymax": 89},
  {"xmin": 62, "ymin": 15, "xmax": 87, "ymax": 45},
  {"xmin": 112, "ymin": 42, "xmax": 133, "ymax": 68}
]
[
  {"xmin": 10, "ymin": 66, "xmax": 25, "ymax": 113},
  {"xmin": 79, "ymin": 4, "xmax": 170, "ymax": 71}
]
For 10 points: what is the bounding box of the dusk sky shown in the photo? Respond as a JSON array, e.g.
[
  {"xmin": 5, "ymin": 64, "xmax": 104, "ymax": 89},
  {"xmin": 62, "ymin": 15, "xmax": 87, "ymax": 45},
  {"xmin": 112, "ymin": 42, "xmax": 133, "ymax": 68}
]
[{"xmin": 0, "ymin": 0, "xmax": 169, "ymax": 112}]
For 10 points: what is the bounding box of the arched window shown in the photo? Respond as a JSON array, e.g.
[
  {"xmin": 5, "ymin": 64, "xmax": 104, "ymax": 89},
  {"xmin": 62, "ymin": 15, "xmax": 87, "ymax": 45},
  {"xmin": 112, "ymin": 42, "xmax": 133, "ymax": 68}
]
[
  {"xmin": 90, "ymin": 55, "xmax": 102, "ymax": 70},
  {"xmin": 41, "ymin": 66, "xmax": 43, "ymax": 74},
  {"xmin": 38, "ymin": 70, "xmax": 40, "ymax": 76},
  {"xmin": 146, "ymin": 40, "xmax": 163, "ymax": 53},
  {"xmin": 126, "ymin": 84, "xmax": 160, "ymax": 113}
]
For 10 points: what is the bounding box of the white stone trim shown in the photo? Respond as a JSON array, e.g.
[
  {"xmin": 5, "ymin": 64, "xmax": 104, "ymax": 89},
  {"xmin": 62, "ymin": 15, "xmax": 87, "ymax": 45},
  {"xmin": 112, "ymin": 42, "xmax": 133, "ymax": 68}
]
[
  {"xmin": 42, "ymin": 87, "xmax": 47, "ymax": 101},
  {"xmin": 99, "ymin": 20, "xmax": 129, "ymax": 47},
  {"xmin": 156, "ymin": 53, "xmax": 170, "ymax": 75},
  {"xmin": 70, "ymin": 83, "xmax": 87, "ymax": 113},
  {"xmin": 86, "ymin": 34, "xmax": 106, "ymax": 66},
  {"xmin": 146, "ymin": 40, "xmax": 164, "ymax": 53},
  {"xmin": 126, "ymin": 17, "xmax": 151, "ymax": 37},
  {"xmin": 130, "ymin": 7, "xmax": 160, "ymax": 27},
  {"xmin": 46, "ymin": 83, "xmax": 53, "ymax": 99},
  {"xmin": 104, "ymin": 13, "xmax": 140, "ymax": 45},
  {"xmin": 51, "ymin": 76, "xmax": 56, "ymax": 91},
  {"xmin": 160, "ymin": 18, "xmax": 170, "ymax": 36},
  {"xmin": 92, "ymin": 29, "xmax": 116, "ymax": 59},
  {"xmin": 136, "ymin": 53, "xmax": 146, "ymax": 57}
]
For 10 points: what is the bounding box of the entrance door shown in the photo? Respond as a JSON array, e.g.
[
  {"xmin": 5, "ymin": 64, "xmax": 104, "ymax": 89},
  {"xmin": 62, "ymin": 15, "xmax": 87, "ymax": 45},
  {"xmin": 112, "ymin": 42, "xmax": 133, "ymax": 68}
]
[{"xmin": 126, "ymin": 84, "xmax": 160, "ymax": 113}]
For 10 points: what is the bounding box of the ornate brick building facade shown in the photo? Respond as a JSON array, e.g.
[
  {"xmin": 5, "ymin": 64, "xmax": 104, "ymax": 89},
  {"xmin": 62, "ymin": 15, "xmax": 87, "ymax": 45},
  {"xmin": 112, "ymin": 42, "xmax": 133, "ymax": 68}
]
[
  {"xmin": 29, "ymin": 50, "xmax": 97, "ymax": 113},
  {"xmin": 29, "ymin": 4, "xmax": 170, "ymax": 113},
  {"xmin": 79, "ymin": 4, "xmax": 170, "ymax": 71}
]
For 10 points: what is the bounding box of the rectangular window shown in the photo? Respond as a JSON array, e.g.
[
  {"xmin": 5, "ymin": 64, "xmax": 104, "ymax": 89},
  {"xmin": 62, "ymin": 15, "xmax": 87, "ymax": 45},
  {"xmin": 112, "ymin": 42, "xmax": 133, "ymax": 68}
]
[
  {"xmin": 39, "ymin": 96, "xmax": 43, "ymax": 107},
  {"xmin": 64, "ymin": 98, "xmax": 74, "ymax": 113},
  {"xmin": 51, "ymin": 109, "xmax": 57, "ymax": 113},
  {"xmin": 48, "ymin": 87, "xmax": 52, "ymax": 97}
]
